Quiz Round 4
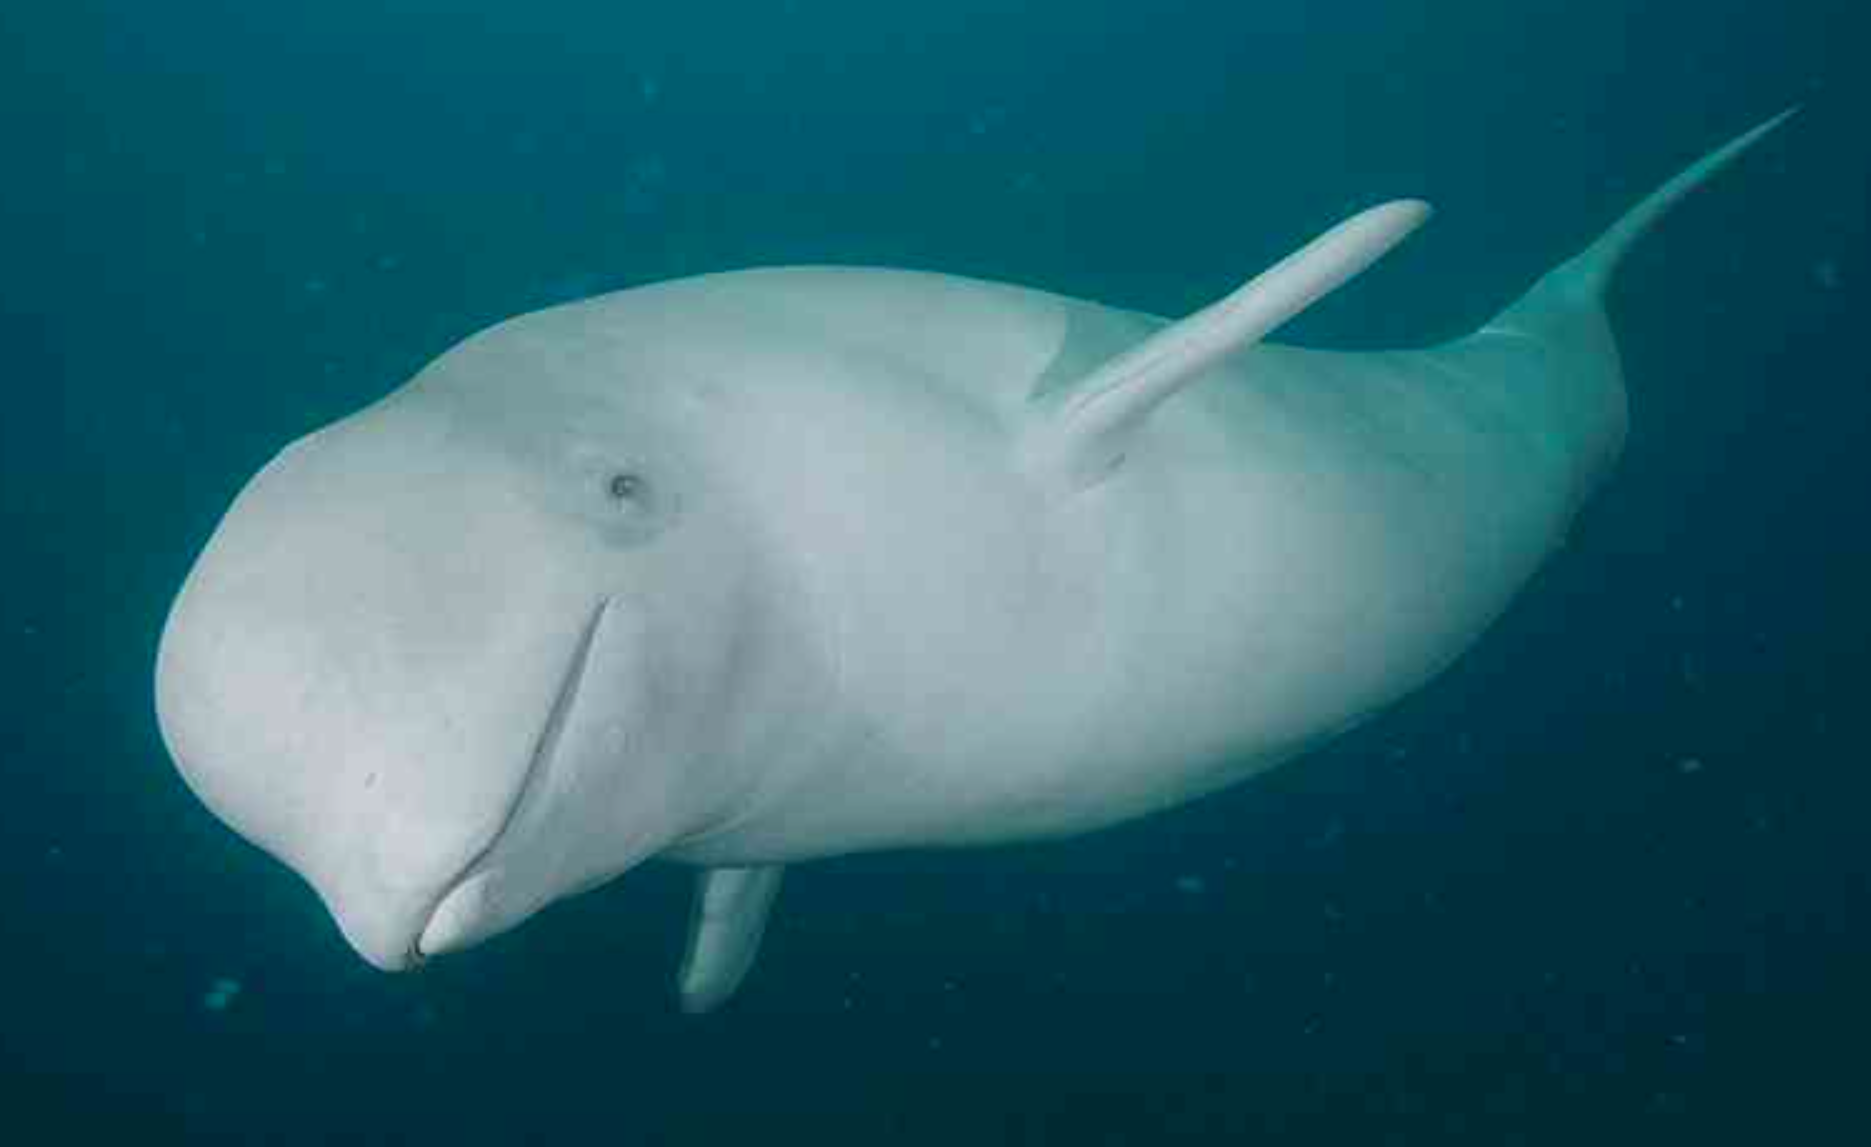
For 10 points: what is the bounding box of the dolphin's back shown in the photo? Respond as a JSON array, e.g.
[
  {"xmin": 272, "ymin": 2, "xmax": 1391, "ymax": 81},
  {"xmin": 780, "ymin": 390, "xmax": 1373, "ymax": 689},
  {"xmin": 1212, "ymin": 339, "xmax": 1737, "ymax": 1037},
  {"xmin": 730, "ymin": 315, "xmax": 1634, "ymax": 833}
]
[{"xmin": 608, "ymin": 265, "xmax": 1079, "ymax": 417}]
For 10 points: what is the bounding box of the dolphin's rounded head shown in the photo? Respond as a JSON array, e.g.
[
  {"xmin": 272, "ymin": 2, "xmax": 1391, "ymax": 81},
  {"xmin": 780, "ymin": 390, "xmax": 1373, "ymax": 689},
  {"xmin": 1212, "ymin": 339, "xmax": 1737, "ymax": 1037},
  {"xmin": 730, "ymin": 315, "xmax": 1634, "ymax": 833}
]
[{"xmin": 155, "ymin": 306, "xmax": 821, "ymax": 971}]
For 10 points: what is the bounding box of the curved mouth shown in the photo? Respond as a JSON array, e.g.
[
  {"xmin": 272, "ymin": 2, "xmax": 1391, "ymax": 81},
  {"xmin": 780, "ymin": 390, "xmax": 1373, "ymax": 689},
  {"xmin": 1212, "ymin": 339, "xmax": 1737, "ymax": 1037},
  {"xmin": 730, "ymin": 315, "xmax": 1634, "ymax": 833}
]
[{"xmin": 408, "ymin": 598, "xmax": 610, "ymax": 965}]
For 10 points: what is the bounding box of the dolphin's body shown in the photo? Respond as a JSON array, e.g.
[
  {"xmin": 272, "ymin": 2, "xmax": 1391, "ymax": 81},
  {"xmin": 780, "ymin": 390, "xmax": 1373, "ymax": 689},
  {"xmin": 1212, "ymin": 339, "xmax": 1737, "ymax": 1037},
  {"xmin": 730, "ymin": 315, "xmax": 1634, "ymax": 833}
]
[{"xmin": 155, "ymin": 114, "xmax": 1790, "ymax": 1012}]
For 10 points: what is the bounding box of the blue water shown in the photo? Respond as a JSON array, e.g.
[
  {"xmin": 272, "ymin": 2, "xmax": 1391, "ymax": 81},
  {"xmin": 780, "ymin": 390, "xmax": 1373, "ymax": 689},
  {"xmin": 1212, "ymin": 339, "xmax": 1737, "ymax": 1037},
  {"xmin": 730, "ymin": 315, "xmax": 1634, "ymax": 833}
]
[{"xmin": 2, "ymin": 1, "xmax": 1866, "ymax": 1141}]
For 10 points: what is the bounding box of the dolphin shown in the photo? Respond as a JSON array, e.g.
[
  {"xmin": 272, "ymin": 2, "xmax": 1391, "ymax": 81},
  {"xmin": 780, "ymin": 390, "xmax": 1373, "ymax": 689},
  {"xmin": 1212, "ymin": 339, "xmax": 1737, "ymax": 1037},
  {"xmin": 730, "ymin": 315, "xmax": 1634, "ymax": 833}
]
[{"xmin": 155, "ymin": 111, "xmax": 1792, "ymax": 1013}]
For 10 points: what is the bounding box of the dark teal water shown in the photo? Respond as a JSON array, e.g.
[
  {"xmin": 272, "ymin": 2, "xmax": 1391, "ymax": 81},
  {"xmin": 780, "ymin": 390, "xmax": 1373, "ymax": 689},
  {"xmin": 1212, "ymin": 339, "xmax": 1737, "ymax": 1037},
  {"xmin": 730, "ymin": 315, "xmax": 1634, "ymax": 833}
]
[{"xmin": 3, "ymin": 1, "xmax": 1866, "ymax": 1142}]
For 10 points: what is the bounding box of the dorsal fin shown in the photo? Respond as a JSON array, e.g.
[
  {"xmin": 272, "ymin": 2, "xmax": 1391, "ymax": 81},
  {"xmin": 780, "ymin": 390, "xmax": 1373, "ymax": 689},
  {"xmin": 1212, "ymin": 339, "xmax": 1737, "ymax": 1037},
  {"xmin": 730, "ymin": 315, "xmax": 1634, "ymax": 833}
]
[{"xmin": 1017, "ymin": 200, "xmax": 1431, "ymax": 494}]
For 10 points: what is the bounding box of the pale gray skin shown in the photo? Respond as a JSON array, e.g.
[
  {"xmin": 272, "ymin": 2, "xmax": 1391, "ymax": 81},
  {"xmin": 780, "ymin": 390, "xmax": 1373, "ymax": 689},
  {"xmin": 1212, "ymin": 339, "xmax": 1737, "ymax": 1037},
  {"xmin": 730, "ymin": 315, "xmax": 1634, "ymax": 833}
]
[{"xmin": 154, "ymin": 113, "xmax": 1789, "ymax": 1013}]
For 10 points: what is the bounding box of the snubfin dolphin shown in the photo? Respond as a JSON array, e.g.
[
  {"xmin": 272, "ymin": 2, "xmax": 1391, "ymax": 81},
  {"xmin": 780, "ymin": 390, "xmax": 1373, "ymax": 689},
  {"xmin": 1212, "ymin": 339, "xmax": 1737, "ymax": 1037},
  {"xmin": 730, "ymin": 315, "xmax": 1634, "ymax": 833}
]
[{"xmin": 155, "ymin": 111, "xmax": 1793, "ymax": 1013}]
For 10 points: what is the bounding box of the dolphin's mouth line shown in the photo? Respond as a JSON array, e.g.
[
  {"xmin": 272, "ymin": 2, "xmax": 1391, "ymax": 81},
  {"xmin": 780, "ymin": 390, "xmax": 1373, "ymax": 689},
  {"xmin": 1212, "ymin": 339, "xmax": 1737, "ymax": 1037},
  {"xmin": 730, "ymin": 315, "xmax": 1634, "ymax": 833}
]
[{"xmin": 408, "ymin": 597, "xmax": 610, "ymax": 965}]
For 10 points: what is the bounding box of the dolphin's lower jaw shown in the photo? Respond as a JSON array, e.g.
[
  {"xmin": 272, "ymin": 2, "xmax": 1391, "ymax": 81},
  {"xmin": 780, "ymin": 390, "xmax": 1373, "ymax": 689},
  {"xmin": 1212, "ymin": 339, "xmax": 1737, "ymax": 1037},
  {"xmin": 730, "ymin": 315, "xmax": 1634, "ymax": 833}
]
[
  {"xmin": 402, "ymin": 598, "xmax": 609, "ymax": 969},
  {"xmin": 415, "ymin": 869, "xmax": 497, "ymax": 962},
  {"xmin": 317, "ymin": 835, "xmax": 503, "ymax": 971}
]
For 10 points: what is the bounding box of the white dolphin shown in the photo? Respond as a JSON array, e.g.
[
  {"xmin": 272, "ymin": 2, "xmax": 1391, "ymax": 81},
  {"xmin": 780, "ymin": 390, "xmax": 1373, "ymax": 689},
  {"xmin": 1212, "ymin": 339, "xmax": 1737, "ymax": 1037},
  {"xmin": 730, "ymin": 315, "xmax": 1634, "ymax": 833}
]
[{"xmin": 155, "ymin": 111, "xmax": 1792, "ymax": 1013}]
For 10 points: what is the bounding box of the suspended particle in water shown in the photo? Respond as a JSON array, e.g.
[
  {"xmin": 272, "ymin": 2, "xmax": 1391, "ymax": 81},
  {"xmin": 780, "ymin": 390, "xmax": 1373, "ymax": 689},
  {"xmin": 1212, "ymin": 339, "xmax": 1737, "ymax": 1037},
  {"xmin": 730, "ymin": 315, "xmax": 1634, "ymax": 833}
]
[{"xmin": 202, "ymin": 977, "xmax": 242, "ymax": 1012}]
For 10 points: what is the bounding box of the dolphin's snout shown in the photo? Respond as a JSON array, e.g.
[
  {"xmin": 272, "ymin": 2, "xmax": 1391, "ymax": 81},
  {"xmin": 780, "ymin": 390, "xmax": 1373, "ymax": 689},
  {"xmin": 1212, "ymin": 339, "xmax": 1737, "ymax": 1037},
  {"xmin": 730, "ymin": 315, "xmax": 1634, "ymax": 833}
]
[
  {"xmin": 153, "ymin": 418, "xmax": 614, "ymax": 975},
  {"xmin": 325, "ymin": 876, "xmax": 442, "ymax": 974}
]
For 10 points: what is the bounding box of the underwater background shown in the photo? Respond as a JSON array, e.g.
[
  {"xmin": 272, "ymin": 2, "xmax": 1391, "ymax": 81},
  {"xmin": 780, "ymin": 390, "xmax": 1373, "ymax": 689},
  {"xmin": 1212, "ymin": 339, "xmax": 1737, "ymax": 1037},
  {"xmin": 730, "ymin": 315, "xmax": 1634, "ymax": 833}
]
[{"xmin": 2, "ymin": 0, "xmax": 1866, "ymax": 1142}]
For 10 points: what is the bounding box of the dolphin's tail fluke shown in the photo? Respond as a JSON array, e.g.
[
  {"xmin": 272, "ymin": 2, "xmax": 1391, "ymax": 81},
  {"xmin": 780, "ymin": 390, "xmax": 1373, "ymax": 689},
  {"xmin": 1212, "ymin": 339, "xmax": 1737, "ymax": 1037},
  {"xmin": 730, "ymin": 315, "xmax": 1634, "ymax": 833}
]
[
  {"xmin": 1465, "ymin": 109, "xmax": 1797, "ymax": 506},
  {"xmin": 1547, "ymin": 107, "xmax": 1798, "ymax": 303}
]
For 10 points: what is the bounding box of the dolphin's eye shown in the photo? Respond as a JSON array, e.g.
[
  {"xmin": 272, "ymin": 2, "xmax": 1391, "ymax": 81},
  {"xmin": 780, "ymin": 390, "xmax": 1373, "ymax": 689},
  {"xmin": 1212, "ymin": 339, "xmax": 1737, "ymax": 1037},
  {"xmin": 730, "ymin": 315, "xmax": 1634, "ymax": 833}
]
[
  {"xmin": 606, "ymin": 472, "xmax": 647, "ymax": 504},
  {"xmin": 578, "ymin": 458, "xmax": 673, "ymax": 545}
]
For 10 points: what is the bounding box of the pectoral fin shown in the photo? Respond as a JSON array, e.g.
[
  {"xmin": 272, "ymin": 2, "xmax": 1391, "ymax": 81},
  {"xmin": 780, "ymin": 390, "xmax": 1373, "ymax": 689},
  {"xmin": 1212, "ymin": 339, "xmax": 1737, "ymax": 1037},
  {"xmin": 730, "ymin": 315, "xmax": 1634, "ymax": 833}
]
[
  {"xmin": 676, "ymin": 865, "xmax": 785, "ymax": 1014},
  {"xmin": 1018, "ymin": 199, "xmax": 1431, "ymax": 494}
]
